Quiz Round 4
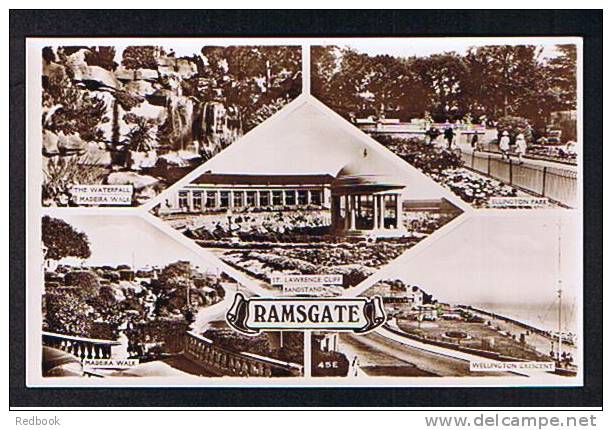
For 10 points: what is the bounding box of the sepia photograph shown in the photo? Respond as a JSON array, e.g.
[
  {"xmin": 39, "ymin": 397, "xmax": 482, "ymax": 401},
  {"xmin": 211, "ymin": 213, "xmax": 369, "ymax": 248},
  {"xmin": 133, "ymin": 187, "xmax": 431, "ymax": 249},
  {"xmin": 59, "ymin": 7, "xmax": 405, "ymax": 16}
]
[
  {"xmin": 311, "ymin": 41, "xmax": 578, "ymax": 209},
  {"xmin": 23, "ymin": 35, "xmax": 587, "ymax": 393},
  {"xmin": 41, "ymin": 43, "xmax": 301, "ymax": 206},
  {"xmin": 152, "ymin": 97, "xmax": 465, "ymax": 292},
  {"xmin": 9, "ymin": 6, "xmax": 603, "ymax": 415},
  {"xmin": 39, "ymin": 215, "xmax": 303, "ymax": 380},
  {"xmin": 327, "ymin": 212, "xmax": 580, "ymax": 381}
]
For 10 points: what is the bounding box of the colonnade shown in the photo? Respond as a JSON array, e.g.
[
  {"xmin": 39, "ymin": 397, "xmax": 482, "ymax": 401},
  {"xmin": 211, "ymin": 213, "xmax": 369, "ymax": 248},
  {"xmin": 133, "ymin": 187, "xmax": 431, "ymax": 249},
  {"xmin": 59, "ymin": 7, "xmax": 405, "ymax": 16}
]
[
  {"xmin": 332, "ymin": 192, "xmax": 403, "ymax": 232},
  {"xmin": 174, "ymin": 187, "xmax": 325, "ymax": 213}
]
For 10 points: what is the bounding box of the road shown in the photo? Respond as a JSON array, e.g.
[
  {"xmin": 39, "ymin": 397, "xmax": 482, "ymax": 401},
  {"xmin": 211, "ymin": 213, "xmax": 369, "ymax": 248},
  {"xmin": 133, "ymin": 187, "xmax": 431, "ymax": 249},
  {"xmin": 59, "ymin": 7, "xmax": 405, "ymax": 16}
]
[
  {"xmin": 190, "ymin": 281, "xmax": 251, "ymax": 333},
  {"xmin": 339, "ymin": 332, "xmax": 474, "ymax": 377},
  {"xmin": 339, "ymin": 331, "xmax": 516, "ymax": 377}
]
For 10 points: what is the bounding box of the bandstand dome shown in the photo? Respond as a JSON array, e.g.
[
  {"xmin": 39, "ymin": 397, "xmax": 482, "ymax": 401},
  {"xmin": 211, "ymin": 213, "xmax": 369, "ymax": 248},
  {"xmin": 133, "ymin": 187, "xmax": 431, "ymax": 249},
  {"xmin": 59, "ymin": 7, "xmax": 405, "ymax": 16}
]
[{"xmin": 332, "ymin": 151, "xmax": 406, "ymax": 190}]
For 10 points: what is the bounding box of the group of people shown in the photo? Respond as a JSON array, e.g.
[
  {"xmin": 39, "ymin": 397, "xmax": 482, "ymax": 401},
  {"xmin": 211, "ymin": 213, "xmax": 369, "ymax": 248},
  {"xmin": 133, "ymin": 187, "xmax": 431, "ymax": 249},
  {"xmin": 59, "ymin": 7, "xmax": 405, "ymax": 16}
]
[
  {"xmin": 498, "ymin": 130, "xmax": 528, "ymax": 163},
  {"xmin": 549, "ymin": 349, "xmax": 575, "ymax": 368},
  {"xmin": 424, "ymin": 126, "xmax": 459, "ymax": 150},
  {"xmin": 426, "ymin": 124, "xmax": 529, "ymax": 164}
]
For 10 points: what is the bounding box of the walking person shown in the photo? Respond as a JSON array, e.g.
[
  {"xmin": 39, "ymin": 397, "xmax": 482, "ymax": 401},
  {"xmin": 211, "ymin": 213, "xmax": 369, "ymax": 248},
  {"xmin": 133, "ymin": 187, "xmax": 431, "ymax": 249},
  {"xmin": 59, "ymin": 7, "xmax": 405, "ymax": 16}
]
[
  {"xmin": 444, "ymin": 126, "xmax": 455, "ymax": 150},
  {"xmin": 515, "ymin": 132, "xmax": 527, "ymax": 164},
  {"xmin": 471, "ymin": 132, "xmax": 480, "ymax": 152},
  {"xmin": 351, "ymin": 355, "xmax": 360, "ymax": 377},
  {"xmin": 424, "ymin": 127, "xmax": 433, "ymax": 145},
  {"xmin": 428, "ymin": 127, "xmax": 440, "ymax": 146},
  {"xmin": 499, "ymin": 130, "xmax": 511, "ymax": 161}
]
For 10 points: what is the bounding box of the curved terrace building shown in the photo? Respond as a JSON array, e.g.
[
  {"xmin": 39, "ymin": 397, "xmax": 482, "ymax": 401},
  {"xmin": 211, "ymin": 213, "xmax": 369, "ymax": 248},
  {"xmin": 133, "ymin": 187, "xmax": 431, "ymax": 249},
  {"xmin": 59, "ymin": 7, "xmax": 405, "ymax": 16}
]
[{"xmin": 160, "ymin": 173, "xmax": 333, "ymax": 213}]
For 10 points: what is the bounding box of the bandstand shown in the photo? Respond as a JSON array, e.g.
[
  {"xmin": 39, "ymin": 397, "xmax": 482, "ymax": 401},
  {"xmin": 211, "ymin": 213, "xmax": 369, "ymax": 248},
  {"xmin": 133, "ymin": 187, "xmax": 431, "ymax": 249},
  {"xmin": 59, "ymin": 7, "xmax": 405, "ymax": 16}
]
[{"xmin": 330, "ymin": 152, "xmax": 408, "ymax": 238}]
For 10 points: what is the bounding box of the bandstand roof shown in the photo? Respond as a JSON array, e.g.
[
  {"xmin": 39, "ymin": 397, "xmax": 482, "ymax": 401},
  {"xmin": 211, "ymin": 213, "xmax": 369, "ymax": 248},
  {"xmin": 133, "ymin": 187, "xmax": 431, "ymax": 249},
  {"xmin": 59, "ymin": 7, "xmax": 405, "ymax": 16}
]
[{"xmin": 332, "ymin": 151, "xmax": 406, "ymax": 190}]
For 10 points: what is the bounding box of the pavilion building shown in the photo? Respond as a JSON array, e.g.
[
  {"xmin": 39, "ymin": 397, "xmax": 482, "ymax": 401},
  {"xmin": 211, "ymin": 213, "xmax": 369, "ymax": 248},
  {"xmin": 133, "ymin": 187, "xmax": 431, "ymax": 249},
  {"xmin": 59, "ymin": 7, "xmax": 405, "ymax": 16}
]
[{"xmin": 159, "ymin": 173, "xmax": 333, "ymax": 214}]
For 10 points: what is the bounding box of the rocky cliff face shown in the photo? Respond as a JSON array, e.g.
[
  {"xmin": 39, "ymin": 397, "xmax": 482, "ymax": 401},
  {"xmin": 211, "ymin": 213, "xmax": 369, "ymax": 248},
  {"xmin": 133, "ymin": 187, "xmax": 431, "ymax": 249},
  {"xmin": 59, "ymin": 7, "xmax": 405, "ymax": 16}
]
[
  {"xmin": 43, "ymin": 47, "xmax": 242, "ymax": 158},
  {"xmin": 41, "ymin": 47, "xmax": 244, "ymax": 206}
]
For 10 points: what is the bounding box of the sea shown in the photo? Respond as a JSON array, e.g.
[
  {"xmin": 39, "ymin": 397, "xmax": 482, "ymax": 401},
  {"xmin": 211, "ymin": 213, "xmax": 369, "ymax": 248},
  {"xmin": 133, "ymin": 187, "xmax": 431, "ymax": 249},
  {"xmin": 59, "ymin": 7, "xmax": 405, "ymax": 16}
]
[{"xmin": 471, "ymin": 302, "xmax": 578, "ymax": 334}]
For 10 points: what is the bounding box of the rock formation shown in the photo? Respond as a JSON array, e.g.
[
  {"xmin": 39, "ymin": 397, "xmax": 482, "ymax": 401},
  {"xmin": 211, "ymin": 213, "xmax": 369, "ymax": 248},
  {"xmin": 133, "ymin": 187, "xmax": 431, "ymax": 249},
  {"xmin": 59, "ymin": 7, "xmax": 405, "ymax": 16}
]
[{"xmin": 41, "ymin": 46, "xmax": 244, "ymax": 206}]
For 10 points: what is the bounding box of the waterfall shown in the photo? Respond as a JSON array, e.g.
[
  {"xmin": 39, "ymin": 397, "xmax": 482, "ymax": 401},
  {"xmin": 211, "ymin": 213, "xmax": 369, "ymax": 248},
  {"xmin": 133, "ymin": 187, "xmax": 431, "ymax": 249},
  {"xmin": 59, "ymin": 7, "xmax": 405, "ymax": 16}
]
[{"xmin": 164, "ymin": 94, "xmax": 195, "ymax": 151}]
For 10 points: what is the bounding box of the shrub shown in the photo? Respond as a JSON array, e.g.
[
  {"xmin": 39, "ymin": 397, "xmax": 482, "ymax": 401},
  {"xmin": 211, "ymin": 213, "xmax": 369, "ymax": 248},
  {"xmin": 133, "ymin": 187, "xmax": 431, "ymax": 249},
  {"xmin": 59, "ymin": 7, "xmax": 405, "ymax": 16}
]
[
  {"xmin": 45, "ymin": 293, "xmax": 96, "ymax": 337},
  {"xmin": 63, "ymin": 270, "xmax": 100, "ymax": 298},
  {"xmin": 496, "ymin": 116, "xmax": 533, "ymax": 142},
  {"xmin": 375, "ymin": 135, "xmax": 463, "ymax": 173}
]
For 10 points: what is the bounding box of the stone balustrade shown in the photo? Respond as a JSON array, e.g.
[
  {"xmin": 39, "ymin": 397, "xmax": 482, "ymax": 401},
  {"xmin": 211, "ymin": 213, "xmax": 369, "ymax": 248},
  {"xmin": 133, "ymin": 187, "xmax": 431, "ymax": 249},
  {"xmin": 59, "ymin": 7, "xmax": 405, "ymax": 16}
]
[
  {"xmin": 42, "ymin": 331, "xmax": 122, "ymax": 361},
  {"xmin": 184, "ymin": 332, "xmax": 302, "ymax": 377}
]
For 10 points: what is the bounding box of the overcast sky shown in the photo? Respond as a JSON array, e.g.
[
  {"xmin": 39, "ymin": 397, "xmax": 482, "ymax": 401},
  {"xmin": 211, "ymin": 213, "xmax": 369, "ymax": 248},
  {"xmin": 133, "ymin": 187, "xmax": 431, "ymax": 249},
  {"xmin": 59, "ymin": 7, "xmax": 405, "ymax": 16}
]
[
  {"xmin": 366, "ymin": 211, "xmax": 580, "ymax": 332},
  {"xmin": 342, "ymin": 38, "xmax": 568, "ymax": 60},
  {"xmin": 385, "ymin": 211, "xmax": 580, "ymax": 307},
  {"xmin": 55, "ymin": 215, "xmax": 219, "ymax": 273},
  {"xmin": 44, "ymin": 36, "xmax": 577, "ymax": 63}
]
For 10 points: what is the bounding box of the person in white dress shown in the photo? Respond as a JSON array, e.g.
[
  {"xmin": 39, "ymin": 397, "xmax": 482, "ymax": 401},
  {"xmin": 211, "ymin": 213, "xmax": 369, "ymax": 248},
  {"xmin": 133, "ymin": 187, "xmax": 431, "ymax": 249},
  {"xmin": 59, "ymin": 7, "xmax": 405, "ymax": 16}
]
[
  {"xmin": 499, "ymin": 130, "xmax": 511, "ymax": 160},
  {"xmin": 515, "ymin": 132, "xmax": 527, "ymax": 164}
]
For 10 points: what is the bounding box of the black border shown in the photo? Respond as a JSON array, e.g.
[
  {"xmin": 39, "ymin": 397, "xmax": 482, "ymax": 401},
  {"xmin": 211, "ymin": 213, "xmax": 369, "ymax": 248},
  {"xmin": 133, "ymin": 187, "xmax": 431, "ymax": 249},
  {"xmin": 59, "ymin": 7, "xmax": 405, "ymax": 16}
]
[{"xmin": 9, "ymin": 9, "xmax": 602, "ymax": 408}]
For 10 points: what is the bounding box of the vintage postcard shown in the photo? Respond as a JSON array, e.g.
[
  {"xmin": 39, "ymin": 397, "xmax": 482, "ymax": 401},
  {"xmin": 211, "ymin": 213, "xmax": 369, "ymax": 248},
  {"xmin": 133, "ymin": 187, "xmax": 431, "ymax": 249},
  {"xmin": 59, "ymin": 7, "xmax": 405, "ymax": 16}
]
[{"xmin": 26, "ymin": 37, "xmax": 582, "ymax": 387}]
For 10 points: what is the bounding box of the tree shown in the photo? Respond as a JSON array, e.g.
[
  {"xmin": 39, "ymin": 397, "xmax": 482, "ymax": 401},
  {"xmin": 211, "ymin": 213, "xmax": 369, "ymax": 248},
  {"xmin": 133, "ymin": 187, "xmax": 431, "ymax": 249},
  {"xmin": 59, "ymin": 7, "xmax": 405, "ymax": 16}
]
[
  {"xmin": 86, "ymin": 293, "xmax": 127, "ymax": 338},
  {"xmin": 124, "ymin": 113, "xmax": 157, "ymax": 151},
  {"xmin": 412, "ymin": 53, "xmax": 469, "ymax": 119},
  {"xmin": 311, "ymin": 43, "xmax": 577, "ymax": 137},
  {"xmin": 247, "ymin": 97, "xmax": 289, "ymax": 129},
  {"xmin": 311, "ymin": 46, "xmax": 429, "ymax": 120},
  {"xmin": 154, "ymin": 261, "xmax": 194, "ymax": 314},
  {"xmin": 83, "ymin": 46, "xmax": 118, "ymax": 71},
  {"xmin": 464, "ymin": 45, "xmax": 543, "ymax": 119},
  {"xmin": 320, "ymin": 47, "xmax": 368, "ymax": 117},
  {"xmin": 42, "ymin": 216, "xmax": 91, "ymax": 261},
  {"xmin": 311, "ymin": 47, "xmax": 378, "ymax": 118},
  {"xmin": 121, "ymin": 46, "xmax": 163, "ymax": 71},
  {"xmin": 535, "ymin": 44, "xmax": 578, "ymax": 133},
  {"xmin": 196, "ymin": 45, "xmax": 302, "ymax": 131},
  {"xmin": 311, "ymin": 45, "xmax": 340, "ymax": 101},
  {"xmin": 158, "ymin": 261, "xmax": 192, "ymax": 291},
  {"xmin": 361, "ymin": 54, "xmax": 423, "ymax": 119},
  {"xmin": 546, "ymin": 45, "xmax": 577, "ymax": 112}
]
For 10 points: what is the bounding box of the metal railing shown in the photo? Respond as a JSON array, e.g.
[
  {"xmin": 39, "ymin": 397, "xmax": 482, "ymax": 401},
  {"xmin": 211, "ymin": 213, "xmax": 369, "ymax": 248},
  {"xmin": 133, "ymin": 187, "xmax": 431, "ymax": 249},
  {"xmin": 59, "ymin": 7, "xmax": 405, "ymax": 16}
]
[{"xmin": 460, "ymin": 151, "xmax": 577, "ymax": 208}]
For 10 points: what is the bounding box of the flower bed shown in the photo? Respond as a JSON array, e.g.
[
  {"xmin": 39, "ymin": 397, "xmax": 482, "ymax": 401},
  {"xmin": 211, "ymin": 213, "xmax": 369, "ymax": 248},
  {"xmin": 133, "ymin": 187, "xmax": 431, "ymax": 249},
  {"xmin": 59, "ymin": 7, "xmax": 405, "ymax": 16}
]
[
  {"xmin": 430, "ymin": 168, "xmax": 518, "ymax": 208},
  {"xmin": 375, "ymin": 136, "xmax": 527, "ymax": 208}
]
